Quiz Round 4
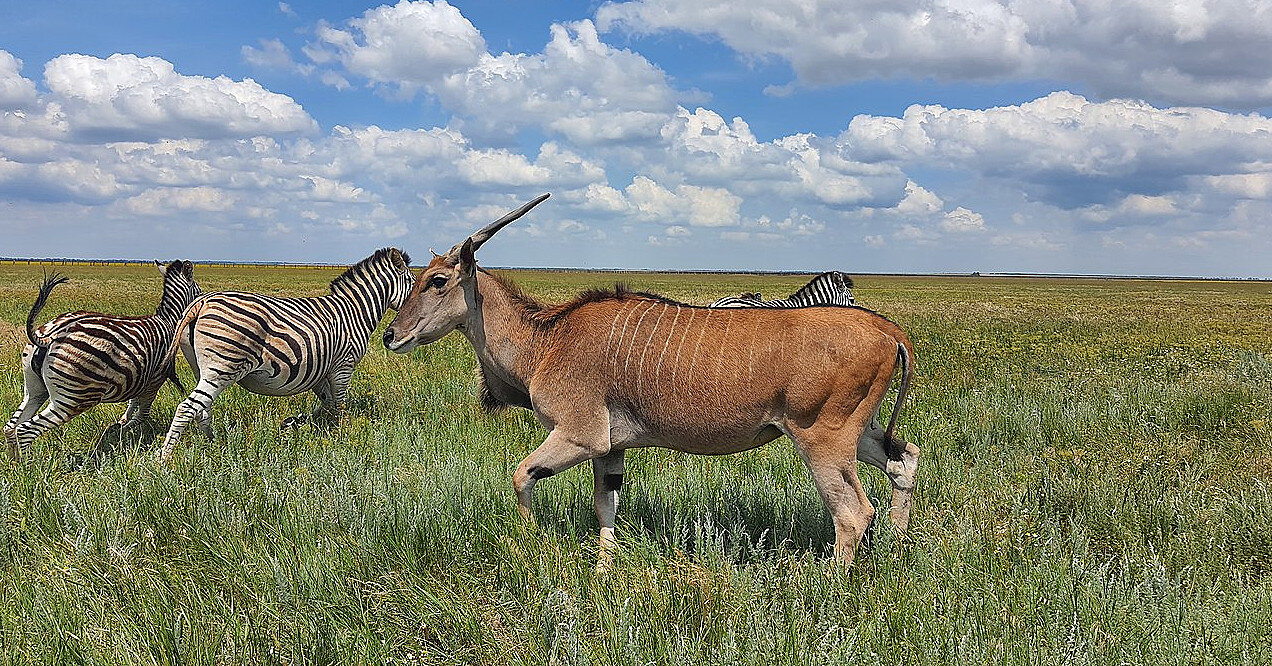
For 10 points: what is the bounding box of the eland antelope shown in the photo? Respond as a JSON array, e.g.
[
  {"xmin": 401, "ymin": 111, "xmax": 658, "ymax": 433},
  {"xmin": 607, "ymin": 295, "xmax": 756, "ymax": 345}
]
[{"xmin": 383, "ymin": 195, "xmax": 919, "ymax": 567}]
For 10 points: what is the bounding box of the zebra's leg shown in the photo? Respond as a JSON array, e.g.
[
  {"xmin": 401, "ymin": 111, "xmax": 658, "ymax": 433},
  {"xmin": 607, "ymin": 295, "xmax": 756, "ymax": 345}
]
[
  {"xmin": 177, "ymin": 343, "xmax": 215, "ymax": 441},
  {"xmin": 295, "ymin": 365, "xmax": 351, "ymax": 429},
  {"xmin": 591, "ymin": 450, "xmax": 626, "ymax": 571},
  {"xmin": 123, "ymin": 390, "xmax": 159, "ymax": 436},
  {"xmin": 116, "ymin": 399, "xmax": 142, "ymax": 428},
  {"xmin": 318, "ymin": 366, "xmax": 352, "ymax": 424},
  {"xmin": 195, "ymin": 408, "xmax": 214, "ymax": 441},
  {"xmin": 158, "ymin": 375, "xmax": 236, "ymax": 462},
  {"xmin": 5, "ymin": 350, "xmax": 50, "ymax": 458},
  {"xmin": 13, "ymin": 397, "xmax": 95, "ymax": 461}
]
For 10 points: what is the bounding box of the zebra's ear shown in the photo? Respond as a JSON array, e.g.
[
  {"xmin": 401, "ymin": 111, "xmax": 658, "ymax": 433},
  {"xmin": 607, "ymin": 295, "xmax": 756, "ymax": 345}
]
[
  {"xmin": 154, "ymin": 259, "xmax": 166, "ymax": 276},
  {"xmin": 388, "ymin": 248, "xmax": 411, "ymax": 272}
]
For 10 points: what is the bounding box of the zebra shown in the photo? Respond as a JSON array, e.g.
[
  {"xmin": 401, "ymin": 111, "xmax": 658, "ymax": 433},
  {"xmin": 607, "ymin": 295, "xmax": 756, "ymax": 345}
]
[
  {"xmin": 156, "ymin": 247, "xmax": 415, "ymax": 461},
  {"xmin": 4, "ymin": 260, "xmax": 202, "ymax": 460},
  {"xmin": 709, "ymin": 271, "xmax": 856, "ymax": 308}
]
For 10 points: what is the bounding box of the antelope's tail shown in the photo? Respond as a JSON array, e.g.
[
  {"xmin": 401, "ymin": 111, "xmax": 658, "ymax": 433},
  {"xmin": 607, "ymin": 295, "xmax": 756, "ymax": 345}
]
[
  {"xmin": 883, "ymin": 334, "xmax": 915, "ymax": 461},
  {"xmin": 26, "ymin": 272, "xmax": 69, "ymax": 347}
]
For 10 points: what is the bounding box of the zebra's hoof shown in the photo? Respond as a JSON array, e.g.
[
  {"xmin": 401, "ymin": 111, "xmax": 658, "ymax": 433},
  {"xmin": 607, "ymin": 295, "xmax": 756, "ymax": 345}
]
[{"xmin": 280, "ymin": 416, "xmax": 307, "ymax": 430}]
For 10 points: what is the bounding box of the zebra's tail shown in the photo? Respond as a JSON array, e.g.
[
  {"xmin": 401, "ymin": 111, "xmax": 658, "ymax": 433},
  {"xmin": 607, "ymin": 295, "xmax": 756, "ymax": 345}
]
[
  {"xmin": 161, "ymin": 297, "xmax": 206, "ymax": 386},
  {"xmin": 26, "ymin": 272, "xmax": 69, "ymax": 347},
  {"xmin": 165, "ymin": 365, "xmax": 187, "ymax": 394}
]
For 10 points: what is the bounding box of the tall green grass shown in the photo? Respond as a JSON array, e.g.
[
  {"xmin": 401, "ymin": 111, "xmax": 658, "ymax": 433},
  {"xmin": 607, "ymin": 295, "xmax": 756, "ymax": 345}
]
[{"xmin": 1, "ymin": 265, "xmax": 1269, "ymax": 664}]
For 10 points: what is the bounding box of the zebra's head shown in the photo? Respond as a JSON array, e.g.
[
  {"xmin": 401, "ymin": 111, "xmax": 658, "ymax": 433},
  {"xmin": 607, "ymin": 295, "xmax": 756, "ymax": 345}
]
[
  {"xmin": 383, "ymin": 248, "xmax": 416, "ymax": 310},
  {"xmin": 328, "ymin": 248, "xmax": 415, "ymax": 312},
  {"xmin": 155, "ymin": 259, "xmax": 201, "ymax": 317},
  {"xmin": 384, "ymin": 194, "xmax": 550, "ymax": 353}
]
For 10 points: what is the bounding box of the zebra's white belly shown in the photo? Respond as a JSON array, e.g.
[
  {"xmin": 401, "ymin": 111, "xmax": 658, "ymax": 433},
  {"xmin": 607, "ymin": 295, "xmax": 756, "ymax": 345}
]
[{"xmin": 238, "ymin": 367, "xmax": 320, "ymax": 396}]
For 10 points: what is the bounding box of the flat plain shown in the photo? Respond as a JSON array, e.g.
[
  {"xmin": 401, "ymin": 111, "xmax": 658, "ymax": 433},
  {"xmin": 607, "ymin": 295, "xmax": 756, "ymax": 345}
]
[{"xmin": 0, "ymin": 262, "xmax": 1270, "ymax": 664}]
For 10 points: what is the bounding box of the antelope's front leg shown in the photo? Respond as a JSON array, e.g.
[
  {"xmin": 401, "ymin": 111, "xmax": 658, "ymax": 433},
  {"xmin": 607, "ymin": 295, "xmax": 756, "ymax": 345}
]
[
  {"xmin": 512, "ymin": 408, "xmax": 611, "ymax": 527},
  {"xmin": 592, "ymin": 450, "xmax": 626, "ymax": 571}
]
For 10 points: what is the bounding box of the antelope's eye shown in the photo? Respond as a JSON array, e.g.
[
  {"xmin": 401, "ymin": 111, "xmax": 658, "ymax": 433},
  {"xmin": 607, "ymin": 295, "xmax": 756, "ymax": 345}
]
[{"xmin": 428, "ymin": 275, "xmax": 448, "ymax": 290}]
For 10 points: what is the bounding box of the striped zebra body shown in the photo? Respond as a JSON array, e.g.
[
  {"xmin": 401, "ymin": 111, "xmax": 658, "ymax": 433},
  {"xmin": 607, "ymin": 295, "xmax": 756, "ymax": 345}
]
[
  {"xmin": 709, "ymin": 271, "xmax": 856, "ymax": 308},
  {"xmin": 5, "ymin": 261, "xmax": 202, "ymax": 460},
  {"xmin": 157, "ymin": 248, "xmax": 415, "ymax": 460}
]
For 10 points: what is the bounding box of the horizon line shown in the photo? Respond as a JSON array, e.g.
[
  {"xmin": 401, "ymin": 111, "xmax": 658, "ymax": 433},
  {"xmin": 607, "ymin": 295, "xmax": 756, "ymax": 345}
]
[{"xmin": 1, "ymin": 257, "xmax": 1268, "ymax": 282}]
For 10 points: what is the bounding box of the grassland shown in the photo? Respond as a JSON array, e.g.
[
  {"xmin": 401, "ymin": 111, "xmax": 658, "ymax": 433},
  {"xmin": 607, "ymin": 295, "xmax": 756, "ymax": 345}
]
[{"xmin": 0, "ymin": 262, "xmax": 1270, "ymax": 665}]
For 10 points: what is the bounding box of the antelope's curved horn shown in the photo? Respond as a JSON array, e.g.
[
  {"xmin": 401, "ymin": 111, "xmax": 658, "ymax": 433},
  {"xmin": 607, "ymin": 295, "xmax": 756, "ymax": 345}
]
[{"xmin": 468, "ymin": 193, "xmax": 550, "ymax": 251}]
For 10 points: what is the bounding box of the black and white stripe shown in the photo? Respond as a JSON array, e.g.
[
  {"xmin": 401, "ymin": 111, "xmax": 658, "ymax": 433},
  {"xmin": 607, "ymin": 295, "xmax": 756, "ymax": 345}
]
[
  {"xmin": 5, "ymin": 261, "xmax": 202, "ymax": 459},
  {"xmin": 709, "ymin": 271, "xmax": 856, "ymax": 308},
  {"xmin": 157, "ymin": 248, "xmax": 415, "ymax": 460}
]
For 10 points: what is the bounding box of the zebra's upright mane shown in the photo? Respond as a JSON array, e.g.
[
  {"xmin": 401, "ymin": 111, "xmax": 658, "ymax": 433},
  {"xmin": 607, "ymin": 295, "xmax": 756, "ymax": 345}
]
[
  {"xmin": 329, "ymin": 247, "xmax": 411, "ymax": 293},
  {"xmin": 789, "ymin": 271, "xmax": 852, "ymax": 301}
]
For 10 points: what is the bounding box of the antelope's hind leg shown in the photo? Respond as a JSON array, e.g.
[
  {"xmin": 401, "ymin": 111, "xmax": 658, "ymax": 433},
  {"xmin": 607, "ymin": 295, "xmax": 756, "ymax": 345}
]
[
  {"xmin": 592, "ymin": 450, "xmax": 626, "ymax": 571},
  {"xmin": 856, "ymin": 419, "xmax": 920, "ymax": 536},
  {"xmin": 789, "ymin": 421, "xmax": 876, "ymax": 566}
]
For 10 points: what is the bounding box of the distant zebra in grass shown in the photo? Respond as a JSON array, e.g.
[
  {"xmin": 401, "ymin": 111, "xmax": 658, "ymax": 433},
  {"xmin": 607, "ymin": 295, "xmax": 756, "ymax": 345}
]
[
  {"xmin": 5, "ymin": 261, "xmax": 202, "ymax": 460},
  {"xmin": 709, "ymin": 271, "xmax": 856, "ymax": 309},
  {"xmin": 157, "ymin": 248, "xmax": 415, "ymax": 461}
]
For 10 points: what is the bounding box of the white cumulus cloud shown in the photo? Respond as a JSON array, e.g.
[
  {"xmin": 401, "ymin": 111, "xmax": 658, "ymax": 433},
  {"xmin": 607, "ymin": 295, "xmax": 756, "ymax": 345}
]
[
  {"xmin": 309, "ymin": 0, "xmax": 485, "ymax": 92},
  {"xmin": 0, "ymin": 50, "xmax": 38, "ymax": 108},
  {"xmin": 598, "ymin": 0, "xmax": 1272, "ymax": 109},
  {"xmin": 841, "ymin": 92, "xmax": 1272, "ymax": 211},
  {"xmin": 44, "ymin": 53, "xmax": 316, "ymax": 141}
]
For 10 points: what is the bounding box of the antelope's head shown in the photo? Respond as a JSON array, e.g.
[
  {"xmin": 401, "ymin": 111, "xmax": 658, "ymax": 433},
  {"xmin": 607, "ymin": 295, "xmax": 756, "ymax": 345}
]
[{"xmin": 383, "ymin": 194, "xmax": 549, "ymax": 353}]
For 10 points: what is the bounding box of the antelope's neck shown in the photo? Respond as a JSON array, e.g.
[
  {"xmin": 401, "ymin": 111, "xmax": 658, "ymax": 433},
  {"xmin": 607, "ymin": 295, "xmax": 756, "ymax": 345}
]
[{"xmin": 462, "ymin": 272, "xmax": 545, "ymax": 396}]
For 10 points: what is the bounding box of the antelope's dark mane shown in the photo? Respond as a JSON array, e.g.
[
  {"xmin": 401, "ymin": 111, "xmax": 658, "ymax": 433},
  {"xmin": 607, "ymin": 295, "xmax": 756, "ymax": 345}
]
[
  {"xmin": 481, "ymin": 267, "xmax": 897, "ymax": 330},
  {"xmin": 330, "ymin": 247, "xmax": 411, "ymax": 293},
  {"xmin": 481, "ymin": 269, "xmax": 687, "ymax": 330}
]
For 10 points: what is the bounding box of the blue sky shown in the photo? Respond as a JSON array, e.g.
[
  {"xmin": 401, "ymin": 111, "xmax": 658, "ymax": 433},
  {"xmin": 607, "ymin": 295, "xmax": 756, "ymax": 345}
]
[{"xmin": 2, "ymin": 1, "xmax": 1271, "ymax": 276}]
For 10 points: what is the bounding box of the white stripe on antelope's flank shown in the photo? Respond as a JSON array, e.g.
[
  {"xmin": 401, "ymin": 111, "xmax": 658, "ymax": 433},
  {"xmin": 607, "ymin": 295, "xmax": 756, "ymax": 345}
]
[
  {"xmin": 635, "ymin": 303, "xmax": 669, "ymax": 397},
  {"xmin": 611, "ymin": 299, "xmax": 644, "ymax": 379},
  {"xmin": 381, "ymin": 194, "xmax": 919, "ymax": 569},
  {"xmin": 711, "ymin": 316, "xmax": 732, "ymax": 409},
  {"xmin": 622, "ymin": 300, "xmax": 658, "ymax": 378},
  {"xmin": 668, "ymin": 307, "xmax": 696, "ymax": 389},
  {"xmin": 652, "ymin": 304, "xmax": 683, "ymax": 386},
  {"xmin": 683, "ymin": 307, "xmax": 712, "ymax": 390},
  {"xmin": 605, "ymin": 308, "xmax": 625, "ymax": 358}
]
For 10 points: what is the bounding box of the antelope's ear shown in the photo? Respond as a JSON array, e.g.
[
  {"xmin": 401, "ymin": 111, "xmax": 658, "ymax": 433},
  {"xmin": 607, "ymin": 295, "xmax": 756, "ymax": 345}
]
[{"xmin": 458, "ymin": 237, "xmax": 476, "ymax": 276}]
